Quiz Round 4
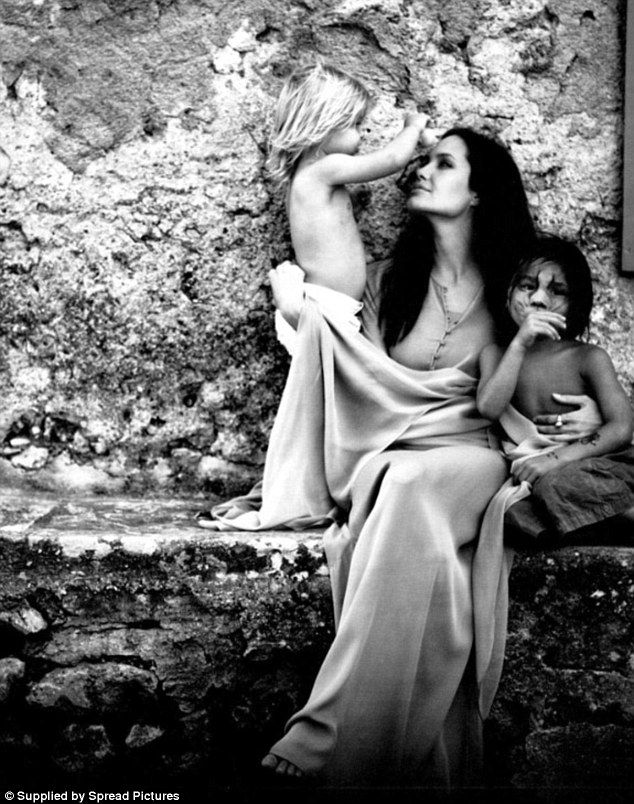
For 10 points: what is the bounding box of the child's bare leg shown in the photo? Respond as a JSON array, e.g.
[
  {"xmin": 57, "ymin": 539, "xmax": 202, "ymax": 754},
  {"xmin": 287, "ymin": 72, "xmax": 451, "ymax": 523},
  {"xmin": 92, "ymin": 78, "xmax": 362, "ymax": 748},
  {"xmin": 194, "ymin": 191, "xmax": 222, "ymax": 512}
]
[{"xmin": 261, "ymin": 752, "xmax": 304, "ymax": 778}]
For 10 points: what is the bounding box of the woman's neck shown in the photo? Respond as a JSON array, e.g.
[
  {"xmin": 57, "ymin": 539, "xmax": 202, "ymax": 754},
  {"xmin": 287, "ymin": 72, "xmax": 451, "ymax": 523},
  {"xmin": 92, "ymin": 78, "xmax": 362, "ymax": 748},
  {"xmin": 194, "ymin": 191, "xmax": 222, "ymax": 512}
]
[{"xmin": 430, "ymin": 216, "xmax": 479, "ymax": 285}]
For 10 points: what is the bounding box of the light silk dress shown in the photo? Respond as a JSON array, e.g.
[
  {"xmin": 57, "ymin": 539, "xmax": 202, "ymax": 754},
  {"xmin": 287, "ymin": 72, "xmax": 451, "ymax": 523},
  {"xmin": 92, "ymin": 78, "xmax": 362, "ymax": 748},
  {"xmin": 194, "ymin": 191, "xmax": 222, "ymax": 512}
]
[{"xmin": 211, "ymin": 264, "xmax": 512, "ymax": 788}]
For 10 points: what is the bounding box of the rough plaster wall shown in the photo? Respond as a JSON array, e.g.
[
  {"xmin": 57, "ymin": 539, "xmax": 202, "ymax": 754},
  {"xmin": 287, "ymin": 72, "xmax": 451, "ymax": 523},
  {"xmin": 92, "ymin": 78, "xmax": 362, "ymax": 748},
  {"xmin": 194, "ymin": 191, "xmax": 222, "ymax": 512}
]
[{"xmin": 0, "ymin": 0, "xmax": 631, "ymax": 496}]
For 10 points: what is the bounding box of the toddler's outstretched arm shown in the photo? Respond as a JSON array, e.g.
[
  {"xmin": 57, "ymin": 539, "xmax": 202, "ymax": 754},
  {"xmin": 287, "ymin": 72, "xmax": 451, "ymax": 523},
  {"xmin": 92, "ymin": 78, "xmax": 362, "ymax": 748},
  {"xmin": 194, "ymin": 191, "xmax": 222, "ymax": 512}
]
[{"xmin": 313, "ymin": 113, "xmax": 434, "ymax": 186}]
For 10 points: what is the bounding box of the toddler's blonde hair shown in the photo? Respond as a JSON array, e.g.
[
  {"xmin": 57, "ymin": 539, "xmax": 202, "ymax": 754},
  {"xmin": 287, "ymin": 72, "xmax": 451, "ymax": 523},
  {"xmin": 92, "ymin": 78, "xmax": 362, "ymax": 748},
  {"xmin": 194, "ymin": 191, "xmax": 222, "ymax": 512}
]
[{"xmin": 267, "ymin": 62, "xmax": 372, "ymax": 185}]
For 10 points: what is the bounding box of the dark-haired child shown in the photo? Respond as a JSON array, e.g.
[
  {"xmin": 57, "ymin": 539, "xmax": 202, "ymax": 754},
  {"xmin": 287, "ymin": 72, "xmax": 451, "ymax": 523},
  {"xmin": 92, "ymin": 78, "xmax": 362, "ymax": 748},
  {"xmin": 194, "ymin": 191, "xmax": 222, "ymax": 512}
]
[{"xmin": 477, "ymin": 235, "xmax": 634, "ymax": 543}]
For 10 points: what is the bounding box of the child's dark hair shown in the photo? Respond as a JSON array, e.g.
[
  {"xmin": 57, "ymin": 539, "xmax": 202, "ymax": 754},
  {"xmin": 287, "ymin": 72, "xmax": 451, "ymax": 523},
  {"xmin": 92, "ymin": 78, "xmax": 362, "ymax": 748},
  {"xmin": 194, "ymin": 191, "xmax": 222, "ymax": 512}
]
[{"xmin": 501, "ymin": 234, "xmax": 593, "ymax": 343}]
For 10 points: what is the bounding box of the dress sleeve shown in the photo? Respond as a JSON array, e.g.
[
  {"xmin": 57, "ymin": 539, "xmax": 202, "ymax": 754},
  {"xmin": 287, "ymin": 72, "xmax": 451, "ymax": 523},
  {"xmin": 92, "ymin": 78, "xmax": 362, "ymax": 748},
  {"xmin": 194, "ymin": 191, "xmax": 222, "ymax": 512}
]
[{"xmin": 361, "ymin": 260, "xmax": 390, "ymax": 352}]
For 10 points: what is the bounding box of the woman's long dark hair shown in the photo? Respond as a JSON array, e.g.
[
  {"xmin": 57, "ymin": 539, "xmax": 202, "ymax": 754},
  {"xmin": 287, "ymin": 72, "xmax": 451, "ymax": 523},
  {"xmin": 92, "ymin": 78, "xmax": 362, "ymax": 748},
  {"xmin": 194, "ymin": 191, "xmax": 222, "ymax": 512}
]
[{"xmin": 379, "ymin": 128, "xmax": 536, "ymax": 348}]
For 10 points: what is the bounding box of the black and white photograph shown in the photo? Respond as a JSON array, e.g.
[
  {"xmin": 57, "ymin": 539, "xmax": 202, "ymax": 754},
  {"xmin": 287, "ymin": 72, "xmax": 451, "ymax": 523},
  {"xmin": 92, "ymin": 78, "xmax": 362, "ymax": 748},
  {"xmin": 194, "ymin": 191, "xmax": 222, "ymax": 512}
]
[{"xmin": 0, "ymin": 1, "xmax": 632, "ymax": 802}]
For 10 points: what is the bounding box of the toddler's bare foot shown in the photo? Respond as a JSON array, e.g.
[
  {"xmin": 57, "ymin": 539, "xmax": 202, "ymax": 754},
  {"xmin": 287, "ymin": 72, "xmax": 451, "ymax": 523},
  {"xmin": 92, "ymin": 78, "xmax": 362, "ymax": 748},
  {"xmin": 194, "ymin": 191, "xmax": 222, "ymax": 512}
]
[{"xmin": 261, "ymin": 752, "xmax": 304, "ymax": 778}]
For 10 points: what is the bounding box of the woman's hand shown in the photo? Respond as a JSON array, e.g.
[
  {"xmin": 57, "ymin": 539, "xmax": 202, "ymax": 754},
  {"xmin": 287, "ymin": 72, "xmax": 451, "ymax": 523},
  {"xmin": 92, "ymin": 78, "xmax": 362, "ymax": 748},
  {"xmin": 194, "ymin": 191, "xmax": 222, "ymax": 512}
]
[
  {"xmin": 533, "ymin": 393, "xmax": 603, "ymax": 442},
  {"xmin": 269, "ymin": 261, "xmax": 305, "ymax": 330}
]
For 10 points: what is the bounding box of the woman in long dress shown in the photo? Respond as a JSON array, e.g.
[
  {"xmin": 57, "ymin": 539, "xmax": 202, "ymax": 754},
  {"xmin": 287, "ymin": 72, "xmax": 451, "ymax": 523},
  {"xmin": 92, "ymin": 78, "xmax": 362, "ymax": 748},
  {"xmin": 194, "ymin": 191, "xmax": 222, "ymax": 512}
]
[
  {"xmin": 259, "ymin": 128, "xmax": 530, "ymax": 789},
  {"xmin": 211, "ymin": 128, "xmax": 597, "ymax": 788}
]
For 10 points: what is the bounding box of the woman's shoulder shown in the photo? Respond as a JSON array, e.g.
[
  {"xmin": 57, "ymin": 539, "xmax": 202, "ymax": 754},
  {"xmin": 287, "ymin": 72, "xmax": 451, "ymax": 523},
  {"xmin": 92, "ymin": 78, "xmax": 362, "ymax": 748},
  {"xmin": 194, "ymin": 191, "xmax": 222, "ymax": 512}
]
[
  {"xmin": 364, "ymin": 259, "xmax": 391, "ymax": 301},
  {"xmin": 360, "ymin": 259, "xmax": 391, "ymax": 348}
]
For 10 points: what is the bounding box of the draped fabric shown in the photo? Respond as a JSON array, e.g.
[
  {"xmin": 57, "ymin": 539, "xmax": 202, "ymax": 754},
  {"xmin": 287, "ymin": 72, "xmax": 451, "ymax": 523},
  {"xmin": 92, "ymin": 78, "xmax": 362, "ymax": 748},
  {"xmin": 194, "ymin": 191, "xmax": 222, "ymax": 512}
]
[
  {"xmin": 472, "ymin": 405, "xmax": 566, "ymax": 712},
  {"xmin": 273, "ymin": 443, "xmax": 509, "ymax": 787},
  {"xmin": 473, "ymin": 404, "xmax": 592, "ymax": 711},
  {"xmin": 499, "ymin": 404, "xmax": 562, "ymax": 467},
  {"xmin": 274, "ymin": 282, "xmax": 364, "ymax": 356},
  {"xmin": 210, "ymin": 299, "xmax": 495, "ymax": 531},
  {"xmin": 206, "ymin": 299, "xmax": 516, "ymax": 788}
]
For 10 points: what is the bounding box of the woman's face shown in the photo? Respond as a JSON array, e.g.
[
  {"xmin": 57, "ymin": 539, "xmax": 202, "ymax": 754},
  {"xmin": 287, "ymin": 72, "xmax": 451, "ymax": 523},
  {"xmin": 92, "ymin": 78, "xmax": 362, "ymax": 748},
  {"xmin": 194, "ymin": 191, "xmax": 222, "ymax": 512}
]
[{"xmin": 406, "ymin": 135, "xmax": 475, "ymax": 218}]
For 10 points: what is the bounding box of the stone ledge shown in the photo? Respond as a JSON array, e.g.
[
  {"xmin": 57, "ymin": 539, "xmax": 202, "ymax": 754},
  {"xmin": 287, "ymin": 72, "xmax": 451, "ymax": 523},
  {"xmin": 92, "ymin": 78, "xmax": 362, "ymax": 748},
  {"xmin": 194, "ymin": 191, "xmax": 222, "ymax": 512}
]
[
  {"xmin": 0, "ymin": 490, "xmax": 632, "ymax": 799},
  {"xmin": 0, "ymin": 488, "xmax": 325, "ymax": 560}
]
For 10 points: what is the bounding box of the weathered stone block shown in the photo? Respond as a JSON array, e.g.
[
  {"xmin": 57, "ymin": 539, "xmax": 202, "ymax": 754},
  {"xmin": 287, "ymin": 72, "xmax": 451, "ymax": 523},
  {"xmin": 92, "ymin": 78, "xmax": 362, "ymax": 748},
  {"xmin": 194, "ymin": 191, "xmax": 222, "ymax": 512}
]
[
  {"xmin": 0, "ymin": 657, "xmax": 25, "ymax": 706},
  {"xmin": 515, "ymin": 723, "xmax": 634, "ymax": 793},
  {"xmin": 486, "ymin": 547, "xmax": 634, "ymax": 793},
  {"xmin": 51, "ymin": 723, "xmax": 115, "ymax": 776},
  {"xmin": 27, "ymin": 663, "xmax": 159, "ymax": 718},
  {"xmin": 0, "ymin": 490, "xmax": 632, "ymax": 796},
  {"xmin": 0, "ymin": 604, "xmax": 47, "ymax": 635},
  {"xmin": 125, "ymin": 723, "xmax": 165, "ymax": 751}
]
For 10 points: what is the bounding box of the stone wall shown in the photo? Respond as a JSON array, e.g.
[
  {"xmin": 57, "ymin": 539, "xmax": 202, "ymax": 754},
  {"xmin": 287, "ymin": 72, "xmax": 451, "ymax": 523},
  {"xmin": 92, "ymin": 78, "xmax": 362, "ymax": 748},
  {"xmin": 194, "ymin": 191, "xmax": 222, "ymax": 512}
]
[
  {"xmin": 0, "ymin": 492, "xmax": 632, "ymax": 798},
  {"xmin": 0, "ymin": 0, "xmax": 632, "ymax": 496}
]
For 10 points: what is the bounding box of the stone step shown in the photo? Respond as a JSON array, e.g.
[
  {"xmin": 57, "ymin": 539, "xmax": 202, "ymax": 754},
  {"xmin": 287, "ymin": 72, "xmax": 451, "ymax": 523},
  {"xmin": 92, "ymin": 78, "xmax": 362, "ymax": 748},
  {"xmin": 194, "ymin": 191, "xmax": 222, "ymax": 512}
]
[{"xmin": 0, "ymin": 489, "xmax": 632, "ymax": 797}]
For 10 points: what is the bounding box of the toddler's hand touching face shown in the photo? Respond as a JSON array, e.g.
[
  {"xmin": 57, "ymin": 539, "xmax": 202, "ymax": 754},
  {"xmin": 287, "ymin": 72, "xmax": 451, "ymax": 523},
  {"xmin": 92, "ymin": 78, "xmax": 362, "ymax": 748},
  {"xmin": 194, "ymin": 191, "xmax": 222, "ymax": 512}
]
[
  {"xmin": 514, "ymin": 310, "xmax": 566, "ymax": 350},
  {"xmin": 402, "ymin": 112, "xmax": 440, "ymax": 150},
  {"xmin": 404, "ymin": 111, "xmax": 429, "ymax": 130},
  {"xmin": 420, "ymin": 127, "xmax": 442, "ymax": 148}
]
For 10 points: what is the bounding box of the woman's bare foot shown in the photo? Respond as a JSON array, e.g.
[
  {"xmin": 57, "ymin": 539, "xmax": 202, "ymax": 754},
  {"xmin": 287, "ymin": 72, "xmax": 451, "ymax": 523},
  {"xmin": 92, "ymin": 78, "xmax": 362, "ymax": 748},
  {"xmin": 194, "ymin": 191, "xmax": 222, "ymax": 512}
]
[{"xmin": 261, "ymin": 752, "xmax": 304, "ymax": 778}]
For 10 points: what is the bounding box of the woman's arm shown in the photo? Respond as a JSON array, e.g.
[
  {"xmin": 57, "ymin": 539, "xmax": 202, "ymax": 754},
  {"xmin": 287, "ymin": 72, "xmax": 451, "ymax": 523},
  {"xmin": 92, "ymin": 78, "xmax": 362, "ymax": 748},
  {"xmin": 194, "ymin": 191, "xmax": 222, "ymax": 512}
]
[
  {"xmin": 533, "ymin": 394, "xmax": 602, "ymax": 441},
  {"xmin": 513, "ymin": 347, "xmax": 633, "ymax": 484},
  {"xmin": 553, "ymin": 347, "xmax": 633, "ymax": 459}
]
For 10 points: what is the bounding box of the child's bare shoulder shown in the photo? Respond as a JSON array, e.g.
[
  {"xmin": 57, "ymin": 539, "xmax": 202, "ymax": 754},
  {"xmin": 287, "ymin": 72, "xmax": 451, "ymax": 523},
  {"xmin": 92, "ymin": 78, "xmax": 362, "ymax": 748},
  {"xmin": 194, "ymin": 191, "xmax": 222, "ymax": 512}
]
[
  {"xmin": 291, "ymin": 158, "xmax": 349, "ymax": 197},
  {"xmin": 574, "ymin": 342, "xmax": 616, "ymax": 372},
  {"xmin": 479, "ymin": 342, "xmax": 504, "ymax": 362},
  {"xmin": 477, "ymin": 343, "xmax": 504, "ymax": 380},
  {"xmin": 294, "ymin": 153, "xmax": 346, "ymax": 182},
  {"xmin": 290, "ymin": 165, "xmax": 320, "ymax": 190},
  {"xmin": 481, "ymin": 342, "xmax": 503, "ymax": 356}
]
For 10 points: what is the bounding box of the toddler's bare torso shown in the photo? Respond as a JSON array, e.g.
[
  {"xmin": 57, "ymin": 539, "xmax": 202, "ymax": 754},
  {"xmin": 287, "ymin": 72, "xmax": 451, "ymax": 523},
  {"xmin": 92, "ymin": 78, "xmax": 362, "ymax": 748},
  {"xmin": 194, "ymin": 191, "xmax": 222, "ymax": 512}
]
[
  {"xmin": 513, "ymin": 340, "xmax": 592, "ymax": 419},
  {"xmin": 288, "ymin": 173, "xmax": 367, "ymax": 300}
]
